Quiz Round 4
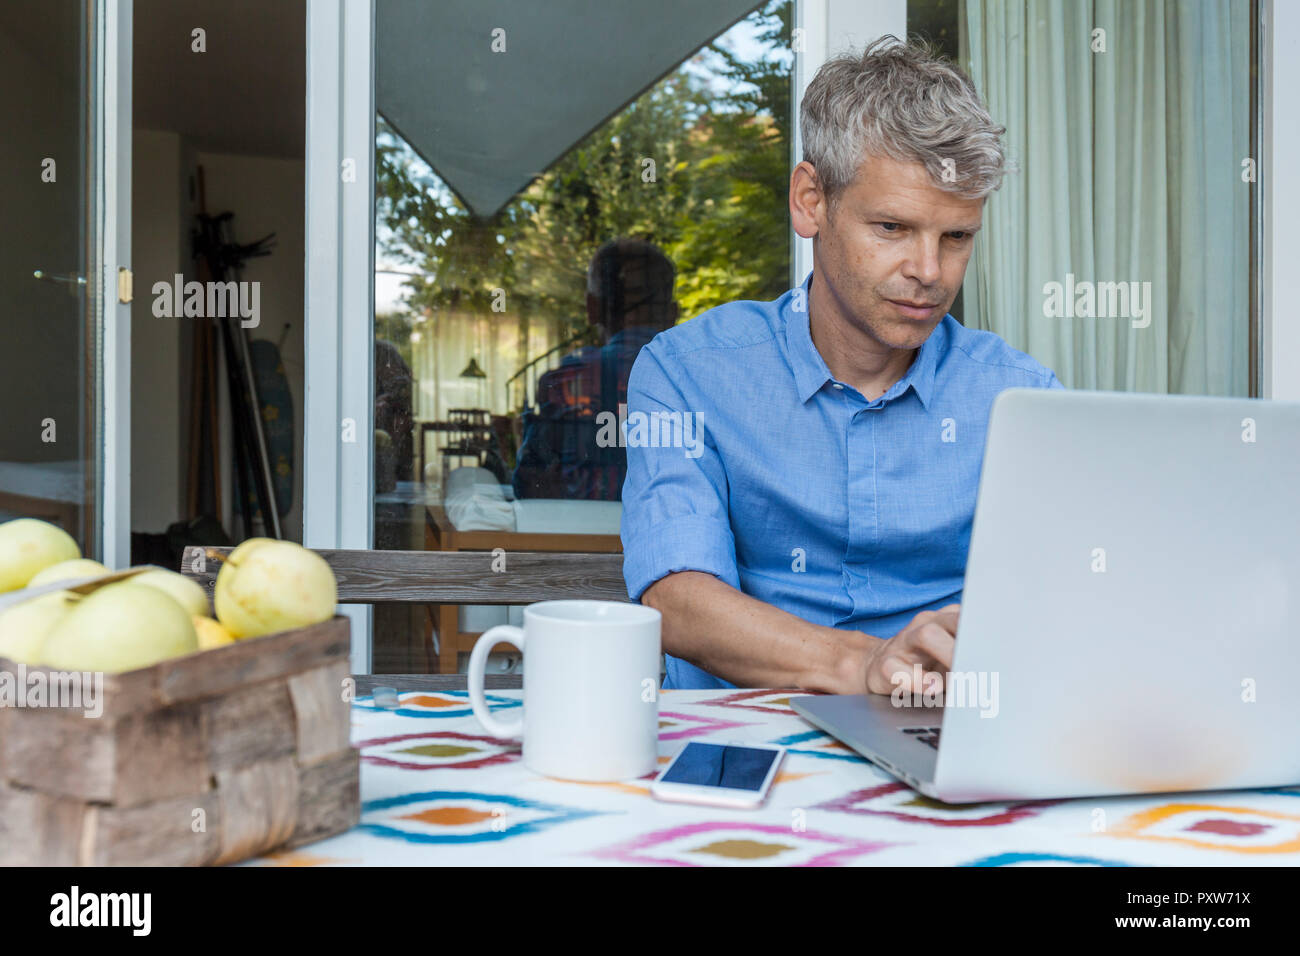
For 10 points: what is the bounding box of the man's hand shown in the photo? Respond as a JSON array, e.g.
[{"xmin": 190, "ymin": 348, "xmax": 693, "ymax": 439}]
[{"xmin": 862, "ymin": 605, "xmax": 960, "ymax": 696}]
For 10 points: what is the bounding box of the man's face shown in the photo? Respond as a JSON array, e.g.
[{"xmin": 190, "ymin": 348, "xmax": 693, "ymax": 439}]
[{"xmin": 797, "ymin": 153, "xmax": 984, "ymax": 352}]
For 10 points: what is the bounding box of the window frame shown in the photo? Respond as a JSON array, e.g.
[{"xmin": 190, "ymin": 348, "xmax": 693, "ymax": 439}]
[{"xmin": 305, "ymin": 0, "xmax": 376, "ymax": 672}]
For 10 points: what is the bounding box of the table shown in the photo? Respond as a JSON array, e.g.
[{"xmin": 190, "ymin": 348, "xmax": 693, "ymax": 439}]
[
  {"xmin": 249, "ymin": 684, "xmax": 1300, "ymax": 866},
  {"xmin": 0, "ymin": 460, "xmax": 83, "ymax": 536}
]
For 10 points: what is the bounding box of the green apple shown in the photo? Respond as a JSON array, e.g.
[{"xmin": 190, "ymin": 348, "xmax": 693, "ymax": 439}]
[
  {"xmin": 193, "ymin": 614, "xmax": 236, "ymax": 649},
  {"xmin": 226, "ymin": 537, "xmax": 275, "ymax": 565},
  {"xmin": 130, "ymin": 567, "xmax": 210, "ymax": 617},
  {"xmin": 41, "ymin": 582, "xmax": 198, "ymax": 673},
  {"xmin": 28, "ymin": 558, "xmax": 110, "ymax": 587},
  {"xmin": 0, "ymin": 519, "xmax": 80, "ymax": 592},
  {"xmin": 0, "ymin": 592, "xmax": 74, "ymax": 664},
  {"xmin": 214, "ymin": 540, "xmax": 337, "ymax": 639}
]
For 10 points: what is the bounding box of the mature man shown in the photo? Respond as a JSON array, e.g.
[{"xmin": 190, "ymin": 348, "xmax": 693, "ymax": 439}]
[{"xmin": 621, "ymin": 37, "xmax": 1063, "ymax": 694}]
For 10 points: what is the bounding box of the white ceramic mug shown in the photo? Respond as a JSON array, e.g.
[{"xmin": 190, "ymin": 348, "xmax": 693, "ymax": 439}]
[{"xmin": 467, "ymin": 600, "xmax": 661, "ymax": 781}]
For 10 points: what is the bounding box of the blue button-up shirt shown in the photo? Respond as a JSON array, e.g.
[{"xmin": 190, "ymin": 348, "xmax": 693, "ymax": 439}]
[{"xmin": 621, "ymin": 275, "xmax": 1064, "ymax": 689}]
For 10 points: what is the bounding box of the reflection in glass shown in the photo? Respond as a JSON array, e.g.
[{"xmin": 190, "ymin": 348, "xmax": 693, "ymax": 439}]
[
  {"xmin": 0, "ymin": 1, "xmax": 95, "ymax": 551},
  {"xmin": 513, "ymin": 239, "xmax": 678, "ymax": 502},
  {"xmin": 372, "ymin": 1, "xmax": 793, "ymax": 673}
]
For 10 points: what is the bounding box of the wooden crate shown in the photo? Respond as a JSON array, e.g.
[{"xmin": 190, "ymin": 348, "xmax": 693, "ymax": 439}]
[{"xmin": 0, "ymin": 615, "xmax": 359, "ymax": 866}]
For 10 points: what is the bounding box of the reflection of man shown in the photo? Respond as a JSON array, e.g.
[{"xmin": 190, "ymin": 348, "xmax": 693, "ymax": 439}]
[
  {"xmin": 623, "ymin": 38, "xmax": 1065, "ymax": 691},
  {"xmin": 375, "ymin": 340, "xmax": 414, "ymax": 482},
  {"xmin": 513, "ymin": 239, "xmax": 678, "ymax": 500}
]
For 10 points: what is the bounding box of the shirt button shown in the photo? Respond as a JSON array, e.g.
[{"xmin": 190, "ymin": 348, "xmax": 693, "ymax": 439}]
[{"xmin": 832, "ymin": 383, "xmax": 844, "ymax": 390}]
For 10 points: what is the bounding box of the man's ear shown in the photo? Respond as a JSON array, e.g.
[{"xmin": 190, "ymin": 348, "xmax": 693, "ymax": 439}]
[{"xmin": 790, "ymin": 160, "xmax": 826, "ymax": 240}]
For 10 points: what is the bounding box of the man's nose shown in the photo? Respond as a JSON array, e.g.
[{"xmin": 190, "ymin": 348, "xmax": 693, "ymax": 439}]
[{"xmin": 901, "ymin": 236, "xmax": 943, "ymax": 287}]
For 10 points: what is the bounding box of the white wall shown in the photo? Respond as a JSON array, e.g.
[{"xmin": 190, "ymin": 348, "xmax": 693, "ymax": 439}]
[
  {"xmin": 130, "ymin": 128, "xmax": 184, "ymax": 533},
  {"xmin": 127, "ymin": 138, "xmax": 306, "ymax": 543}
]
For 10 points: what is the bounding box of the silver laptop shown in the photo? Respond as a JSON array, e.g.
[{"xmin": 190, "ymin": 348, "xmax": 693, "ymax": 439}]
[{"xmin": 793, "ymin": 388, "xmax": 1300, "ymax": 802}]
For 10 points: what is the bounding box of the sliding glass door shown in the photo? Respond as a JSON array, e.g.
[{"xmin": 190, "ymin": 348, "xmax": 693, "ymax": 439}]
[
  {"xmin": 0, "ymin": 0, "xmax": 130, "ymax": 563},
  {"xmin": 370, "ymin": 0, "xmax": 795, "ymax": 674}
]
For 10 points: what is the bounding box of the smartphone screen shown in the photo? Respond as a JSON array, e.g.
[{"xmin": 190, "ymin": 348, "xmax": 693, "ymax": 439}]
[{"xmin": 659, "ymin": 742, "xmax": 780, "ymax": 792}]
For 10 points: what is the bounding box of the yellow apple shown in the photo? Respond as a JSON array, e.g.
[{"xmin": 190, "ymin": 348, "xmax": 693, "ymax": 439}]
[
  {"xmin": 192, "ymin": 615, "xmax": 236, "ymax": 649},
  {"xmin": 0, "ymin": 592, "xmax": 74, "ymax": 664},
  {"xmin": 28, "ymin": 558, "xmax": 110, "ymax": 587},
  {"xmin": 214, "ymin": 540, "xmax": 337, "ymax": 639},
  {"xmin": 41, "ymin": 582, "xmax": 198, "ymax": 673},
  {"xmin": 226, "ymin": 537, "xmax": 275, "ymax": 564},
  {"xmin": 0, "ymin": 519, "xmax": 80, "ymax": 592},
  {"xmin": 131, "ymin": 567, "xmax": 210, "ymax": 617}
]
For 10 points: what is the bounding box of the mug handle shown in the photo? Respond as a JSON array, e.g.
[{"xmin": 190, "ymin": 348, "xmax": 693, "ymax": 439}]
[{"xmin": 467, "ymin": 624, "xmax": 525, "ymax": 739}]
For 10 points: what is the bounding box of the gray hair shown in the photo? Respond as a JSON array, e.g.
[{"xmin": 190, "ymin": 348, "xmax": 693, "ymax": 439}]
[{"xmin": 800, "ymin": 35, "xmax": 1009, "ymax": 204}]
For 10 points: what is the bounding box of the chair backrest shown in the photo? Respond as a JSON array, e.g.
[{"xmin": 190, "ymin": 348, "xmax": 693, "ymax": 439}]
[
  {"xmin": 448, "ymin": 408, "xmax": 490, "ymax": 428},
  {"xmin": 180, "ymin": 546, "xmax": 629, "ymax": 605}
]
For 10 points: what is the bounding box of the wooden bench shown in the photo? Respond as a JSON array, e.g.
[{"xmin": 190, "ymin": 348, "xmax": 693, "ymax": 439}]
[
  {"xmin": 423, "ymin": 506, "xmax": 624, "ymax": 673},
  {"xmin": 180, "ymin": 546, "xmax": 629, "ymax": 673}
]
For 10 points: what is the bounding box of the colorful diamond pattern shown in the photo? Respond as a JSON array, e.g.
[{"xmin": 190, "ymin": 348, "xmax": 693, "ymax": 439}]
[
  {"xmin": 699, "ymin": 689, "xmax": 808, "ymax": 715},
  {"xmin": 960, "ymin": 852, "xmax": 1130, "ymax": 867},
  {"xmin": 359, "ymin": 790, "xmax": 600, "ymax": 844},
  {"xmin": 352, "ymin": 690, "xmax": 522, "ymax": 719},
  {"xmin": 769, "ymin": 728, "xmax": 870, "ymax": 763},
  {"xmin": 589, "ymin": 821, "xmax": 900, "ymax": 866},
  {"xmin": 657, "ymin": 711, "xmax": 751, "ymax": 741},
  {"xmin": 1102, "ymin": 803, "xmax": 1300, "ymax": 854},
  {"xmin": 358, "ymin": 730, "xmax": 521, "ymax": 770},
  {"xmin": 814, "ymin": 782, "xmax": 1058, "ymax": 826}
]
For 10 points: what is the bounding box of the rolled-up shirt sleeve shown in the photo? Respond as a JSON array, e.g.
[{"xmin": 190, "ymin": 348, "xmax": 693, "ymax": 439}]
[{"xmin": 620, "ymin": 343, "xmax": 739, "ymax": 602}]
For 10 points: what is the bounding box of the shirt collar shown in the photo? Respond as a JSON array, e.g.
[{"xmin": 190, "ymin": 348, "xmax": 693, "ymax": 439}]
[{"xmin": 783, "ymin": 273, "xmax": 940, "ymax": 411}]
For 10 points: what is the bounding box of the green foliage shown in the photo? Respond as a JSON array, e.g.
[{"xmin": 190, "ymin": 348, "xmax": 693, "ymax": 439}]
[{"xmin": 376, "ymin": 1, "xmax": 793, "ymax": 369}]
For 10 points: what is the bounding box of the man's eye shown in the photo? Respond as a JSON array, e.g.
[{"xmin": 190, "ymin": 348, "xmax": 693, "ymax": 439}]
[
  {"xmin": 878, "ymin": 222, "xmax": 900, "ymax": 232},
  {"xmin": 948, "ymin": 231, "xmax": 971, "ymax": 241}
]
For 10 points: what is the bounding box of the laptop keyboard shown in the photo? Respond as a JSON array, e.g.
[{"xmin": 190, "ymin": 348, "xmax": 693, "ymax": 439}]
[{"xmin": 902, "ymin": 726, "xmax": 942, "ymax": 750}]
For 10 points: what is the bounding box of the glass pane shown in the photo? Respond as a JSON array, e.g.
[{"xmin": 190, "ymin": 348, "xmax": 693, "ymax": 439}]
[
  {"xmin": 129, "ymin": 1, "xmax": 307, "ymax": 574},
  {"xmin": 0, "ymin": 1, "xmax": 96, "ymax": 550},
  {"xmin": 373, "ymin": 0, "xmax": 794, "ymax": 673},
  {"xmin": 910, "ymin": 0, "xmax": 1257, "ymax": 396}
]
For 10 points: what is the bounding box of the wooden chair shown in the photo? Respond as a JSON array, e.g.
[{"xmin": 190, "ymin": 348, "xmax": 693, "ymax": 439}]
[{"xmin": 180, "ymin": 546, "xmax": 628, "ymax": 673}]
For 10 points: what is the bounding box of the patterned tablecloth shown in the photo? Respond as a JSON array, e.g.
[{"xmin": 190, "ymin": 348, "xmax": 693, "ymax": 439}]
[{"xmin": 250, "ymin": 688, "xmax": 1300, "ymax": 866}]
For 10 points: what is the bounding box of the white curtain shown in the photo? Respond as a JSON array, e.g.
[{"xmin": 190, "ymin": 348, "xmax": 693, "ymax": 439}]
[
  {"xmin": 961, "ymin": 0, "xmax": 1251, "ymax": 394},
  {"xmin": 408, "ymin": 309, "xmax": 567, "ymax": 422}
]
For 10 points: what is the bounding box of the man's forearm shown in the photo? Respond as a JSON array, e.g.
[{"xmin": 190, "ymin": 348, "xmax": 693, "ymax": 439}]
[{"xmin": 640, "ymin": 571, "xmax": 872, "ymax": 693}]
